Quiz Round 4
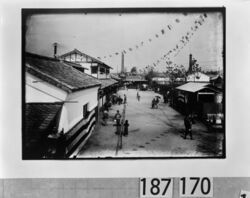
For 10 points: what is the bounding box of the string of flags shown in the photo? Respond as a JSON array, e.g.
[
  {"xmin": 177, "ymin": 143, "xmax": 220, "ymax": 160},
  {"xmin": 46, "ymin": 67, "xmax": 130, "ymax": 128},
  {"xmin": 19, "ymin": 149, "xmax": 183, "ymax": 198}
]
[
  {"xmin": 96, "ymin": 18, "xmax": 179, "ymax": 60},
  {"xmin": 145, "ymin": 13, "xmax": 208, "ymax": 70}
]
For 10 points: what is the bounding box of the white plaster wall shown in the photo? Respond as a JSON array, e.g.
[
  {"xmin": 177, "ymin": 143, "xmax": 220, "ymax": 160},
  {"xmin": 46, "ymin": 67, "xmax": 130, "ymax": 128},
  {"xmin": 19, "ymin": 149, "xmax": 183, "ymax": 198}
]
[
  {"xmin": 61, "ymin": 86, "xmax": 99, "ymax": 132},
  {"xmin": 79, "ymin": 63, "xmax": 91, "ymax": 75},
  {"xmin": 26, "ymin": 73, "xmax": 99, "ymax": 133},
  {"xmin": 25, "ymin": 73, "xmax": 67, "ymax": 103}
]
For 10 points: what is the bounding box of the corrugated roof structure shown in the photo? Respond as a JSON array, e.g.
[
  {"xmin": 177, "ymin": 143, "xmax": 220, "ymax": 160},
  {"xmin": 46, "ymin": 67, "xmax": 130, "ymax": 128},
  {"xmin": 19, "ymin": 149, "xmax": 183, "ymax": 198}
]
[
  {"xmin": 176, "ymin": 82, "xmax": 210, "ymax": 93},
  {"xmin": 25, "ymin": 52, "xmax": 101, "ymax": 93}
]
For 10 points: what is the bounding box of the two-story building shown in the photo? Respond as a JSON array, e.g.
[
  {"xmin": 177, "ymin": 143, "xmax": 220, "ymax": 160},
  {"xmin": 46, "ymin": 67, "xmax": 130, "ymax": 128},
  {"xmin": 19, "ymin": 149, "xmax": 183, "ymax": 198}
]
[
  {"xmin": 59, "ymin": 49, "xmax": 112, "ymax": 79},
  {"xmin": 59, "ymin": 49, "xmax": 119, "ymax": 110},
  {"xmin": 25, "ymin": 52, "xmax": 101, "ymax": 159}
]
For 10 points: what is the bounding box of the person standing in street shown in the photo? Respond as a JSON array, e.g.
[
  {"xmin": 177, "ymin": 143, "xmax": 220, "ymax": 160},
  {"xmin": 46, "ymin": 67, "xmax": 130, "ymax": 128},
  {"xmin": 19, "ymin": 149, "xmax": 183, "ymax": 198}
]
[
  {"xmin": 184, "ymin": 114, "xmax": 193, "ymax": 139},
  {"xmin": 137, "ymin": 91, "xmax": 140, "ymax": 101},
  {"xmin": 123, "ymin": 120, "xmax": 129, "ymax": 136},
  {"xmin": 124, "ymin": 94, "xmax": 127, "ymax": 104},
  {"xmin": 114, "ymin": 110, "xmax": 121, "ymax": 123}
]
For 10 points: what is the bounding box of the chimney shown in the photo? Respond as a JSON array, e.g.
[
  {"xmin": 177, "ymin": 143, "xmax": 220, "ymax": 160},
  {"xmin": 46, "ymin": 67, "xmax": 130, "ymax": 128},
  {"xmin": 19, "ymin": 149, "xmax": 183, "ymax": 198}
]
[
  {"xmin": 188, "ymin": 54, "xmax": 193, "ymax": 73},
  {"xmin": 53, "ymin": 42, "xmax": 58, "ymax": 58},
  {"xmin": 121, "ymin": 52, "xmax": 124, "ymax": 73}
]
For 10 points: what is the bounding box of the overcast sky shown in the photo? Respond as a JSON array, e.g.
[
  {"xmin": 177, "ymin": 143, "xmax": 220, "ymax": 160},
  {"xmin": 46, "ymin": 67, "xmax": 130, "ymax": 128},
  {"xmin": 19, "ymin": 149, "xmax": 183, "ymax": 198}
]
[{"xmin": 25, "ymin": 11, "xmax": 223, "ymax": 73}]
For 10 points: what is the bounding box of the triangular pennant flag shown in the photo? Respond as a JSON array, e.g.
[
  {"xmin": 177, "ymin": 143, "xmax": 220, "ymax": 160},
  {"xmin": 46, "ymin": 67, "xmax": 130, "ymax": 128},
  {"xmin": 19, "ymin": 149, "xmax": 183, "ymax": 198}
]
[
  {"xmin": 148, "ymin": 38, "xmax": 152, "ymax": 42},
  {"xmin": 167, "ymin": 25, "xmax": 172, "ymax": 30},
  {"xmin": 175, "ymin": 18, "xmax": 180, "ymax": 23},
  {"xmin": 161, "ymin": 29, "xmax": 165, "ymax": 34},
  {"xmin": 115, "ymin": 52, "xmax": 119, "ymax": 55},
  {"xmin": 155, "ymin": 34, "xmax": 159, "ymax": 38}
]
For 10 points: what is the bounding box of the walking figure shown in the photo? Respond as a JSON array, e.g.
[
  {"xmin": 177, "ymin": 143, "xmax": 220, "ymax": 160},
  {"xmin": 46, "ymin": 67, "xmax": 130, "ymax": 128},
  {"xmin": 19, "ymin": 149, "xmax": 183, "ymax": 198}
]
[
  {"xmin": 123, "ymin": 120, "xmax": 129, "ymax": 136},
  {"xmin": 184, "ymin": 114, "xmax": 193, "ymax": 139},
  {"xmin": 114, "ymin": 119, "xmax": 121, "ymax": 135},
  {"xmin": 102, "ymin": 109, "xmax": 109, "ymax": 126},
  {"xmin": 123, "ymin": 94, "xmax": 127, "ymax": 104},
  {"xmin": 137, "ymin": 91, "xmax": 140, "ymax": 101},
  {"xmin": 152, "ymin": 98, "xmax": 156, "ymax": 109}
]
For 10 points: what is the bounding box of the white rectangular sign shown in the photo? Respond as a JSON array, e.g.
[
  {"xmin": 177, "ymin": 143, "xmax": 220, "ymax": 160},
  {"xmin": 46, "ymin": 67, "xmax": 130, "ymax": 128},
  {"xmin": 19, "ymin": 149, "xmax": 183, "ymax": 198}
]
[
  {"xmin": 179, "ymin": 177, "xmax": 213, "ymax": 197},
  {"xmin": 240, "ymin": 190, "xmax": 250, "ymax": 198},
  {"xmin": 140, "ymin": 178, "xmax": 173, "ymax": 198}
]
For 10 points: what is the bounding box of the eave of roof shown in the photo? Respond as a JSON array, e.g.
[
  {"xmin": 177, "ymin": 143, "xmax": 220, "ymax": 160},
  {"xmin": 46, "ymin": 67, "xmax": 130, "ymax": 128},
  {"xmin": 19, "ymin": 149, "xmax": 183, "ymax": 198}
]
[
  {"xmin": 176, "ymin": 82, "xmax": 210, "ymax": 93},
  {"xmin": 25, "ymin": 52, "xmax": 101, "ymax": 93},
  {"xmin": 99, "ymin": 78, "xmax": 118, "ymax": 89}
]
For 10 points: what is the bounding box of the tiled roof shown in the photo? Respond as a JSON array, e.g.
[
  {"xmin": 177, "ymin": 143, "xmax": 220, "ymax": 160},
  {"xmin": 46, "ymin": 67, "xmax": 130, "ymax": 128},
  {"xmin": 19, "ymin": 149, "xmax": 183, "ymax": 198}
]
[
  {"xmin": 59, "ymin": 49, "xmax": 113, "ymax": 69},
  {"xmin": 24, "ymin": 103, "xmax": 63, "ymax": 158},
  {"xmin": 99, "ymin": 78, "xmax": 118, "ymax": 89},
  {"xmin": 25, "ymin": 103, "xmax": 63, "ymax": 135},
  {"xmin": 25, "ymin": 52, "xmax": 101, "ymax": 93}
]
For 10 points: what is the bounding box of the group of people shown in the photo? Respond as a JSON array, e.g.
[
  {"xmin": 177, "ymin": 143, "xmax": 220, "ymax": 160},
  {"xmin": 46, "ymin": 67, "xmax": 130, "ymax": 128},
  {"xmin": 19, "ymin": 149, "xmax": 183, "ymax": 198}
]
[
  {"xmin": 103, "ymin": 90, "xmax": 194, "ymax": 140},
  {"xmin": 111, "ymin": 94, "xmax": 127, "ymax": 105},
  {"xmin": 151, "ymin": 96, "xmax": 160, "ymax": 109},
  {"xmin": 114, "ymin": 110, "xmax": 129, "ymax": 136}
]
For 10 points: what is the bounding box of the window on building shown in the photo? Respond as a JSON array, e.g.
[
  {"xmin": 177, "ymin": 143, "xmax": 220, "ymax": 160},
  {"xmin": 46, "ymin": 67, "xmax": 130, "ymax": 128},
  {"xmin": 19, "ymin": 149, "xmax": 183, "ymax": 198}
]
[
  {"xmin": 91, "ymin": 66, "xmax": 98, "ymax": 74},
  {"xmin": 100, "ymin": 67, "xmax": 105, "ymax": 74},
  {"xmin": 83, "ymin": 103, "xmax": 89, "ymax": 119},
  {"xmin": 106, "ymin": 68, "xmax": 110, "ymax": 74}
]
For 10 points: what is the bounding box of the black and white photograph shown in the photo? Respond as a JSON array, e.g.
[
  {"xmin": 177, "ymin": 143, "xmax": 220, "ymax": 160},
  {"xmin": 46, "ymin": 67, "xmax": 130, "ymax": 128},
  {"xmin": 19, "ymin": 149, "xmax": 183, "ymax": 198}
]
[{"xmin": 22, "ymin": 8, "xmax": 225, "ymax": 159}]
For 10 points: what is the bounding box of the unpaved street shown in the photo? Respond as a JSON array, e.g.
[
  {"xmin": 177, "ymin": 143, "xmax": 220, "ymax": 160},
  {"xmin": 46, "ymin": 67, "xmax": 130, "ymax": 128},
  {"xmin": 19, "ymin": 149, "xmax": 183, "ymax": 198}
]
[{"xmin": 77, "ymin": 89, "xmax": 224, "ymax": 158}]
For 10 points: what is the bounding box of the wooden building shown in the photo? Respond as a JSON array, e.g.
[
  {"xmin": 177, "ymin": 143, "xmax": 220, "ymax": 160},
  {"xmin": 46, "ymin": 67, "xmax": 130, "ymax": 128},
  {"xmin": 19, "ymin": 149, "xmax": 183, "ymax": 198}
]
[
  {"xmin": 174, "ymin": 82, "xmax": 223, "ymax": 124},
  {"xmin": 59, "ymin": 49, "xmax": 112, "ymax": 79},
  {"xmin": 25, "ymin": 52, "xmax": 101, "ymax": 159}
]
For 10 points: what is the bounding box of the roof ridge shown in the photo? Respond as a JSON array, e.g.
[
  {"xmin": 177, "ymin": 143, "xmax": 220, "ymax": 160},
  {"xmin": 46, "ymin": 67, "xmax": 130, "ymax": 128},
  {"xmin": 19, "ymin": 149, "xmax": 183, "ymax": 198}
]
[
  {"xmin": 26, "ymin": 52, "xmax": 59, "ymax": 62},
  {"xmin": 59, "ymin": 48, "xmax": 113, "ymax": 69}
]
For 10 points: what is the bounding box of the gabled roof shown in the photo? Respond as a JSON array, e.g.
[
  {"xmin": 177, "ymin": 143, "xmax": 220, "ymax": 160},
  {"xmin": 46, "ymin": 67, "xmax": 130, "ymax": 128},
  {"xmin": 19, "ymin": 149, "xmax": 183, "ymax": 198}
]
[
  {"xmin": 59, "ymin": 49, "xmax": 112, "ymax": 69},
  {"xmin": 25, "ymin": 52, "xmax": 101, "ymax": 93},
  {"xmin": 176, "ymin": 82, "xmax": 210, "ymax": 93},
  {"xmin": 99, "ymin": 78, "xmax": 118, "ymax": 89}
]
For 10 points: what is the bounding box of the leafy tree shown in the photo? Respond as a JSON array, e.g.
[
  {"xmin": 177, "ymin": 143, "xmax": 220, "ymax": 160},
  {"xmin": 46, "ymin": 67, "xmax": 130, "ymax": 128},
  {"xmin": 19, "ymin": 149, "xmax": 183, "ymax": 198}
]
[{"xmin": 166, "ymin": 62, "xmax": 186, "ymax": 82}]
